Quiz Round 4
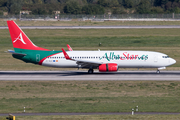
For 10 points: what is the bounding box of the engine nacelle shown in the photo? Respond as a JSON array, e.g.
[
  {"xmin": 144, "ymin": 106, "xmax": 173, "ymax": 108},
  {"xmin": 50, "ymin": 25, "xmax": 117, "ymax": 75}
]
[{"xmin": 99, "ymin": 63, "xmax": 118, "ymax": 72}]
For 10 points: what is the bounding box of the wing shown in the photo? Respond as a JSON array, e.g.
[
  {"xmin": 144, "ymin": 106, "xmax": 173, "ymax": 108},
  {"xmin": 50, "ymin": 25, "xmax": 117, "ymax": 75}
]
[{"xmin": 61, "ymin": 48, "xmax": 103, "ymax": 68}]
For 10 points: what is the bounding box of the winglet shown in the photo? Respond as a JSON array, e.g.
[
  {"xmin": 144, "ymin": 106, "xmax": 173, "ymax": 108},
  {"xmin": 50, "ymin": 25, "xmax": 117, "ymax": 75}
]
[
  {"xmin": 62, "ymin": 48, "xmax": 71, "ymax": 60},
  {"xmin": 67, "ymin": 44, "xmax": 73, "ymax": 51}
]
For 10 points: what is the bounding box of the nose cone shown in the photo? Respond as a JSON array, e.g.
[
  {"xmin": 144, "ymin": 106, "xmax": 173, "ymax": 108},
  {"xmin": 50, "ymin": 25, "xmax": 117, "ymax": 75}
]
[{"xmin": 170, "ymin": 58, "xmax": 176, "ymax": 65}]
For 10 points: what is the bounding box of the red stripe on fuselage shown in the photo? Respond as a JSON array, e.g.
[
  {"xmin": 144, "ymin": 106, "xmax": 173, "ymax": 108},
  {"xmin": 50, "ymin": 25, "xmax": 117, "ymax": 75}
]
[{"xmin": 38, "ymin": 52, "xmax": 62, "ymax": 65}]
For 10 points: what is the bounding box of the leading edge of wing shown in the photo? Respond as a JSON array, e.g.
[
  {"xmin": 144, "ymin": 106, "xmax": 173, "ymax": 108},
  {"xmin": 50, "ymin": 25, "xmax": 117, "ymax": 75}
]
[{"xmin": 61, "ymin": 48, "xmax": 103, "ymax": 65}]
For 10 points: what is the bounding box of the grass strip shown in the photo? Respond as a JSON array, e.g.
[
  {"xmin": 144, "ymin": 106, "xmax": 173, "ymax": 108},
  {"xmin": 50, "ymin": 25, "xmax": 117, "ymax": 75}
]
[{"xmin": 0, "ymin": 81, "xmax": 180, "ymax": 113}]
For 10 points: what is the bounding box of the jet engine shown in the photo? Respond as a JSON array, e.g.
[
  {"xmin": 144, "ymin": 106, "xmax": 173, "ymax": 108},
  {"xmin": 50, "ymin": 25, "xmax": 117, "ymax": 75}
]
[{"xmin": 99, "ymin": 63, "xmax": 118, "ymax": 72}]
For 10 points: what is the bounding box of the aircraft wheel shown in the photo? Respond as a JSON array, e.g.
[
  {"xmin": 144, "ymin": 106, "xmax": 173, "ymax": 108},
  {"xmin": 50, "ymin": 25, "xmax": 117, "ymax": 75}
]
[
  {"xmin": 88, "ymin": 69, "xmax": 94, "ymax": 74},
  {"xmin": 156, "ymin": 70, "xmax": 160, "ymax": 74}
]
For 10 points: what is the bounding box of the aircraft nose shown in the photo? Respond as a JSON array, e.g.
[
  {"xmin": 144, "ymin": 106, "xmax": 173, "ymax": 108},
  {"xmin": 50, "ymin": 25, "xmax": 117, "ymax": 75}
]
[{"xmin": 170, "ymin": 58, "xmax": 176, "ymax": 65}]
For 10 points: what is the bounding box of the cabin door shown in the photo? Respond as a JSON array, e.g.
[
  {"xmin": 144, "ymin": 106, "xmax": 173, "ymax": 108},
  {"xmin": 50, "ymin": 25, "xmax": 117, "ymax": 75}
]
[
  {"xmin": 36, "ymin": 54, "xmax": 40, "ymax": 62},
  {"xmin": 154, "ymin": 55, "xmax": 158, "ymax": 62}
]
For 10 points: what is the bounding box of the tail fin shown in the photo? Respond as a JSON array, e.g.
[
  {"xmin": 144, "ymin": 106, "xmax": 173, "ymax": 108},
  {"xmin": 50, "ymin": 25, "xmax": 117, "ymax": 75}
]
[{"xmin": 7, "ymin": 20, "xmax": 50, "ymax": 51}]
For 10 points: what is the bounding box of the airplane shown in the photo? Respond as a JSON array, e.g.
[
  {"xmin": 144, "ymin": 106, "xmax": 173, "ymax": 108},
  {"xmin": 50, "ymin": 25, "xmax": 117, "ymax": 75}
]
[{"xmin": 7, "ymin": 20, "xmax": 176, "ymax": 74}]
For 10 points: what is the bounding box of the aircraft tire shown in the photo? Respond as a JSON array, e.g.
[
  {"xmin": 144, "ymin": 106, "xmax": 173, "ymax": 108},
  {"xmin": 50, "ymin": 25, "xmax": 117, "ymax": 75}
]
[
  {"xmin": 156, "ymin": 70, "xmax": 160, "ymax": 74},
  {"xmin": 88, "ymin": 69, "xmax": 94, "ymax": 74}
]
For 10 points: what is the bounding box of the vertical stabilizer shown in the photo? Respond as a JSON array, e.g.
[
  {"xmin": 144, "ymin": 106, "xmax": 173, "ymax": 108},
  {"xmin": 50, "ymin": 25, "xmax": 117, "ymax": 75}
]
[{"xmin": 7, "ymin": 20, "xmax": 50, "ymax": 51}]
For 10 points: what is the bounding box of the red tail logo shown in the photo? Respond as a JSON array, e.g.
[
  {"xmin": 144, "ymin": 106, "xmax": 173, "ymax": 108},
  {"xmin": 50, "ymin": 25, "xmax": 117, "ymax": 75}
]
[{"xmin": 7, "ymin": 20, "xmax": 50, "ymax": 51}]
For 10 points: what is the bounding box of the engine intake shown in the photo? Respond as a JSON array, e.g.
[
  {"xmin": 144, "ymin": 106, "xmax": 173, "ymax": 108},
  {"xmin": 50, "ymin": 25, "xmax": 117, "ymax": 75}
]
[{"xmin": 99, "ymin": 63, "xmax": 118, "ymax": 72}]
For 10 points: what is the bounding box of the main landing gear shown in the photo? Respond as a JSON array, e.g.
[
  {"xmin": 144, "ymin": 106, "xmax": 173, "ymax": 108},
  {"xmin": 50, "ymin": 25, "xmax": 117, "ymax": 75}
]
[
  {"xmin": 88, "ymin": 69, "xmax": 94, "ymax": 74},
  {"xmin": 156, "ymin": 69, "xmax": 160, "ymax": 74}
]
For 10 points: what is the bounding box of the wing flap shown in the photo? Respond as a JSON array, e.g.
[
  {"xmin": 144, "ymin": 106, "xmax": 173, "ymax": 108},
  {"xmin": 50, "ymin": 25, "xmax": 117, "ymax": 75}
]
[{"xmin": 76, "ymin": 59, "xmax": 102, "ymax": 65}]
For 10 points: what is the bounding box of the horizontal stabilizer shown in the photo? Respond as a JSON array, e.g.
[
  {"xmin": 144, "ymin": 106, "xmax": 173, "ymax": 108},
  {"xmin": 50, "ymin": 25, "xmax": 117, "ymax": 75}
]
[{"xmin": 7, "ymin": 50, "xmax": 26, "ymax": 56}]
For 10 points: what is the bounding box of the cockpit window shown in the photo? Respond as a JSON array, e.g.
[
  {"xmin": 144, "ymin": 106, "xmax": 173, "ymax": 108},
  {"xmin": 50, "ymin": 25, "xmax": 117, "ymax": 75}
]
[{"xmin": 162, "ymin": 56, "xmax": 169, "ymax": 58}]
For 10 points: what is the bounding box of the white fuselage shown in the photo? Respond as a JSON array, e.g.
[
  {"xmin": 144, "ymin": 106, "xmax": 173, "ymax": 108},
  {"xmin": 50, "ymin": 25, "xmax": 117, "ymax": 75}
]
[{"xmin": 41, "ymin": 51, "xmax": 176, "ymax": 69}]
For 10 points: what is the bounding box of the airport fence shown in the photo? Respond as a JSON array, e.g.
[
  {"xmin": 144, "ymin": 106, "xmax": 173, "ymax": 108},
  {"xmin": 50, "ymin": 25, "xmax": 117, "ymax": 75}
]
[{"xmin": 1, "ymin": 13, "xmax": 180, "ymax": 21}]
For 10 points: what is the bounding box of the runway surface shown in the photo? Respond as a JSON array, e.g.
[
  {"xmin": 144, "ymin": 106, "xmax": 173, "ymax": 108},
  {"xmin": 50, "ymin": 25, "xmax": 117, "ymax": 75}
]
[
  {"xmin": 0, "ymin": 112, "xmax": 180, "ymax": 116},
  {"xmin": 0, "ymin": 71, "xmax": 180, "ymax": 81},
  {"xmin": 1, "ymin": 25, "xmax": 180, "ymax": 29}
]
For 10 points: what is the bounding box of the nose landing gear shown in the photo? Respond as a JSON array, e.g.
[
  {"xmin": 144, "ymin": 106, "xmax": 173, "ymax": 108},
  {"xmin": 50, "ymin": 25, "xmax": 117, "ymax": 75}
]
[{"xmin": 156, "ymin": 67, "xmax": 166, "ymax": 74}]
